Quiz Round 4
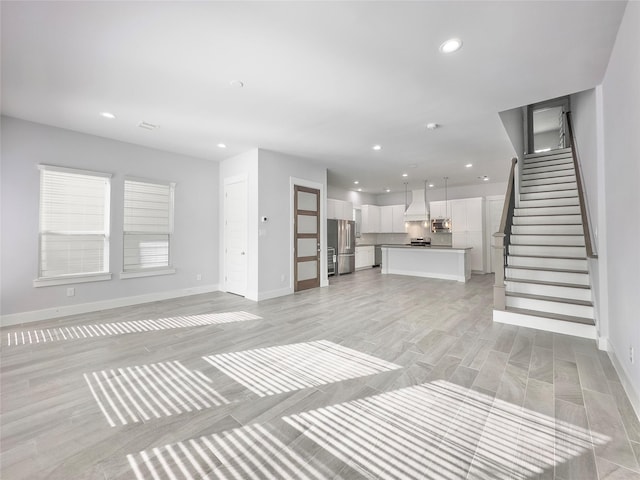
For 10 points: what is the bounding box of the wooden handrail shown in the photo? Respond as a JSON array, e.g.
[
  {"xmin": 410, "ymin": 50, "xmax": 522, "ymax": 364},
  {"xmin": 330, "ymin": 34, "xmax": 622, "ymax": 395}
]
[
  {"xmin": 565, "ymin": 112, "xmax": 597, "ymax": 258},
  {"xmin": 498, "ymin": 157, "xmax": 518, "ymax": 236}
]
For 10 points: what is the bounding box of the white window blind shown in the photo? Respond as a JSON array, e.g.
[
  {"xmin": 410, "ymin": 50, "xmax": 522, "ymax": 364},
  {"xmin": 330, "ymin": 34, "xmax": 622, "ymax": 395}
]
[
  {"xmin": 38, "ymin": 165, "xmax": 111, "ymax": 279},
  {"xmin": 123, "ymin": 179, "xmax": 175, "ymax": 272}
]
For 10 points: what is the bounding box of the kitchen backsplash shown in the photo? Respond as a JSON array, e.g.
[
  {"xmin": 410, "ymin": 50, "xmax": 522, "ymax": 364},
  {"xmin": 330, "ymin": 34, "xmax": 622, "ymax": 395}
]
[{"xmin": 357, "ymin": 226, "xmax": 452, "ymax": 247}]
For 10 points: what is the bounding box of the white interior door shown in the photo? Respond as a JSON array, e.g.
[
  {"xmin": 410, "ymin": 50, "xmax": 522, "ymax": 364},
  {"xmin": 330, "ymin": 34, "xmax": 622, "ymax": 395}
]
[{"xmin": 224, "ymin": 179, "xmax": 247, "ymax": 296}]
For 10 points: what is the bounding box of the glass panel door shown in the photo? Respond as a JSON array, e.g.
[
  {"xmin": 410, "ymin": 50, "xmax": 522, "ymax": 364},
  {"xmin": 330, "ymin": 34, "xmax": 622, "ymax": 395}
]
[{"xmin": 294, "ymin": 185, "xmax": 320, "ymax": 291}]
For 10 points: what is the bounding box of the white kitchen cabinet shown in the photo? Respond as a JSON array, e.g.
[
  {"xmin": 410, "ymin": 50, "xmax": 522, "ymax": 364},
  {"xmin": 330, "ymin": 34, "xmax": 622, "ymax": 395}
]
[
  {"xmin": 429, "ymin": 201, "xmax": 449, "ymax": 219},
  {"xmin": 391, "ymin": 204, "xmax": 406, "ymax": 232},
  {"xmin": 355, "ymin": 245, "xmax": 374, "ymax": 269},
  {"xmin": 327, "ymin": 199, "xmax": 353, "ymax": 220},
  {"xmin": 380, "ymin": 206, "xmax": 393, "ymax": 232},
  {"xmin": 361, "ymin": 205, "xmax": 380, "ymax": 233},
  {"xmin": 450, "ymin": 197, "xmax": 485, "ymax": 271}
]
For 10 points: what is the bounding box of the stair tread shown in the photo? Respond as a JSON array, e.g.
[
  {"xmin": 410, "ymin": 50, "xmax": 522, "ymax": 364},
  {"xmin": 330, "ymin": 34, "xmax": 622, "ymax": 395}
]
[
  {"xmin": 514, "ymin": 213, "xmax": 581, "ymax": 216},
  {"xmin": 511, "ymin": 233, "xmax": 584, "ymax": 236},
  {"xmin": 505, "ymin": 278, "xmax": 591, "ymax": 289},
  {"xmin": 504, "ymin": 307, "xmax": 595, "ymax": 326},
  {"xmin": 505, "ymin": 291, "xmax": 593, "ymax": 306},
  {"xmin": 508, "ymin": 254, "xmax": 587, "ymax": 260},
  {"xmin": 506, "ymin": 265, "xmax": 589, "ymax": 274}
]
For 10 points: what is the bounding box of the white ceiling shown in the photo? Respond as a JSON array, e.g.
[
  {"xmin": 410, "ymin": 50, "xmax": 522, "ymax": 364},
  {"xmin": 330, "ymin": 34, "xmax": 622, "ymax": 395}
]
[{"xmin": 1, "ymin": 1, "xmax": 627, "ymax": 192}]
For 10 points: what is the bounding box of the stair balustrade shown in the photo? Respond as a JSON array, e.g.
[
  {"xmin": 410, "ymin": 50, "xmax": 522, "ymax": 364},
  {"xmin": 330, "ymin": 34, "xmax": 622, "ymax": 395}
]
[{"xmin": 493, "ymin": 157, "xmax": 518, "ymax": 310}]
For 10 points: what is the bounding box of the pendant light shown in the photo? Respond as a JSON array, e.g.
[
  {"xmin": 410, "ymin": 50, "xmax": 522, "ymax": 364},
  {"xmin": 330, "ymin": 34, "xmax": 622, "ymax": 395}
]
[
  {"xmin": 444, "ymin": 176, "xmax": 451, "ymax": 230},
  {"xmin": 423, "ymin": 180, "xmax": 429, "ymax": 227}
]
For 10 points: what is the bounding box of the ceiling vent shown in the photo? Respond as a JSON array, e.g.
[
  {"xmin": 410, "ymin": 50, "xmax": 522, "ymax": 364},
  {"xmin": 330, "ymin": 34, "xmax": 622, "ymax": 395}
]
[{"xmin": 138, "ymin": 121, "xmax": 159, "ymax": 130}]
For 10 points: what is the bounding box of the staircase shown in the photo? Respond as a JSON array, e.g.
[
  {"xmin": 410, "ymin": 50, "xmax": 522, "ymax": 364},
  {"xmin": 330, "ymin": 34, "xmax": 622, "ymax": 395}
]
[{"xmin": 495, "ymin": 147, "xmax": 596, "ymax": 338}]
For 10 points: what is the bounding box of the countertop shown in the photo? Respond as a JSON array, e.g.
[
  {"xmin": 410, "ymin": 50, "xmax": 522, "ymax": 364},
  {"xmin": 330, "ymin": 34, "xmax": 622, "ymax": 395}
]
[{"xmin": 380, "ymin": 244, "xmax": 471, "ymax": 251}]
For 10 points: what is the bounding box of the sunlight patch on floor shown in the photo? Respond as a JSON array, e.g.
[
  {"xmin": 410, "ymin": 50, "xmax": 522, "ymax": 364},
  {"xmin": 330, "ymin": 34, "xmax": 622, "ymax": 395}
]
[
  {"xmin": 5, "ymin": 311, "xmax": 261, "ymax": 346},
  {"xmin": 127, "ymin": 423, "xmax": 329, "ymax": 480},
  {"xmin": 84, "ymin": 360, "xmax": 228, "ymax": 427},
  {"xmin": 283, "ymin": 380, "xmax": 610, "ymax": 480},
  {"xmin": 202, "ymin": 340, "xmax": 401, "ymax": 396}
]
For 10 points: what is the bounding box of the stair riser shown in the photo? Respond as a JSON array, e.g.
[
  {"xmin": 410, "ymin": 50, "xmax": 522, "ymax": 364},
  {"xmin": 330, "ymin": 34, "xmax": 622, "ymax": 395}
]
[
  {"xmin": 506, "ymin": 268, "xmax": 590, "ymax": 285},
  {"xmin": 518, "ymin": 197, "xmax": 579, "ymax": 208},
  {"xmin": 522, "ymin": 160, "xmax": 574, "ymax": 173},
  {"xmin": 522, "ymin": 175, "xmax": 577, "ymax": 187},
  {"xmin": 511, "ymin": 224, "xmax": 584, "ymax": 235},
  {"xmin": 520, "ymin": 190, "xmax": 578, "ymax": 201},
  {"xmin": 511, "ymin": 235, "xmax": 585, "ymax": 246},
  {"xmin": 515, "ymin": 206, "xmax": 581, "ymax": 216},
  {"xmin": 522, "ymin": 169, "xmax": 575, "ymax": 181},
  {"xmin": 524, "ymin": 149, "xmax": 572, "ymax": 161},
  {"xmin": 509, "ymin": 245, "xmax": 586, "ymax": 257},
  {"xmin": 520, "ymin": 182, "xmax": 577, "ymax": 193},
  {"xmin": 506, "ymin": 282, "xmax": 592, "ymax": 301},
  {"xmin": 513, "ymin": 215, "xmax": 582, "ymax": 225},
  {"xmin": 507, "ymin": 256, "xmax": 588, "ymax": 270},
  {"xmin": 506, "ymin": 296, "xmax": 594, "ymax": 318}
]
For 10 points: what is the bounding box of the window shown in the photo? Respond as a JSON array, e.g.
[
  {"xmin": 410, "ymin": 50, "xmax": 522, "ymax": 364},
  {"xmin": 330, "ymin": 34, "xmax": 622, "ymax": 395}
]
[
  {"xmin": 122, "ymin": 178, "xmax": 175, "ymax": 277},
  {"xmin": 36, "ymin": 165, "xmax": 111, "ymax": 286}
]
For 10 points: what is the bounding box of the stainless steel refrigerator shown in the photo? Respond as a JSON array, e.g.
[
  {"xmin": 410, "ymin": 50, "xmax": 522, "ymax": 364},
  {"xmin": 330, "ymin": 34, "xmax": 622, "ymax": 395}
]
[{"xmin": 327, "ymin": 219, "xmax": 355, "ymax": 275}]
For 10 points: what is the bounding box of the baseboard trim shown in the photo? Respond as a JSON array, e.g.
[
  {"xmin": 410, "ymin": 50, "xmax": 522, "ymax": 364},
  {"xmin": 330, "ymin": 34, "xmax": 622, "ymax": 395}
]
[
  {"xmin": 0, "ymin": 284, "xmax": 220, "ymax": 327},
  {"xmin": 493, "ymin": 309, "xmax": 597, "ymax": 339},
  {"xmin": 606, "ymin": 339, "xmax": 640, "ymax": 423},
  {"xmin": 257, "ymin": 287, "xmax": 293, "ymax": 301}
]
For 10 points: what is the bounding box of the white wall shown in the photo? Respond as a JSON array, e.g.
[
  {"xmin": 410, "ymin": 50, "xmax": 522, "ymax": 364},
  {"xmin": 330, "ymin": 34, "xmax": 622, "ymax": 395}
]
[
  {"xmin": 499, "ymin": 107, "xmax": 525, "ymax": 158},
  {"xmin": 258, "ymin": 149, "xmax": 327, "ymax": 299},
  {"xmin": 601, "ymin": 0, "xmax": 640, "ymax": 411},
  {"xmin": 327, "ymin": 185, "xmax": 375, "ymax": 207},
  {"xmin": 219, "ymin": 149, "xmax": 259, "ymax": 300},
  {"xmin": 1, "ymin": 116, "xmax": 219, "ymax": 321}
]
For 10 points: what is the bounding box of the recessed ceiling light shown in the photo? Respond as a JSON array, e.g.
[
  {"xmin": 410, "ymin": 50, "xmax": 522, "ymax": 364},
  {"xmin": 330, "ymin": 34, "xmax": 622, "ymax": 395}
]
[
  {"xmin": 230, "ymin": 80, "xmax": 244, "ymax": 88},
  {"xmin": 385, "ymin": 188, "xmax": 391, "ymax": 193},
  {"xmin": 426, "ymin": 123, "xmax": 439, "ymax": 130},
  {"xmin": 483, "ymin": 177, "xmax": 489, "ymax": 181},
  {"xmin": 440, "ymin": 38, "xmax": 463, "ymax": 54},
  {"xmin": 466, "ymin": 163, "xmax": 473, "ymax": 168},
  {"xmin": 402, "ymin": 173, "xmax": 408, "ymax": 177},
  {"xmin": 354, "ymin": 180, "xmax": 359, "ymax": 184},
  {"xmin": 138, "ymin": 121, "xmax": 159, "ymax": 130},
  {"xmin": 372, "ymin": 145, "xmax": 382, "ymax": 151},
  {"xmin": 217, "ymin": 143, "xmax": 227, "ymax": 148},
  {"xmin": 478, "ymin": 175, "xmax": 489, "ymax": 181},
  {"xmin": 428, "ymin": 184, "xmax": 435, "ymax": 188},
  {"xmin": 357, "ymin": 188, "xmax": 362, "ymax": 192},
  {"xmin": 100, "ymin": 112, "xmax": 116, "ymax": 119}
]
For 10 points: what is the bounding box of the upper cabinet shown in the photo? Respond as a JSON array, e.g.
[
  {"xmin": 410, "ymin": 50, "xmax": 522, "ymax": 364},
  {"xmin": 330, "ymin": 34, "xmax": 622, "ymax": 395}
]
[
  {"xmin": 327, "ymin": 198, "xmax": 353, "ymax": 221},
  {"xmin": 362, "ymin": 204, "xmax": 406, "ymax": 233},
  {"xmin": 429, "ymin": 201, "xmax": 449, "ymax": 219},
  {"xmin": 361, "ymin": 205, "xmax": 380, "ymax": 233}
]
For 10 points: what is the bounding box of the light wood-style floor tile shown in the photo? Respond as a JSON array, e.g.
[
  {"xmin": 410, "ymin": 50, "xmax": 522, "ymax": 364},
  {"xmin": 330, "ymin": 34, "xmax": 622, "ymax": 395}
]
[{"xmin": 1, "ymin": 269, "xmax": 638, "ymax": 479}]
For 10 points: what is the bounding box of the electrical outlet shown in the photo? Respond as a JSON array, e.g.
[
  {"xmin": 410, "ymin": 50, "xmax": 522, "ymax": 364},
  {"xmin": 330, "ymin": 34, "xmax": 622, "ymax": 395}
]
[
  {"xmin": 630, "ymin": 346, "xmax": 635, "ymax": 364},
  {"xmin": 196, "ymin": 274, "xmax": 202, "ymax": 281},
  {"xmin": 66, "ymin": 287, "xmax": 75, "ymax": 297}
]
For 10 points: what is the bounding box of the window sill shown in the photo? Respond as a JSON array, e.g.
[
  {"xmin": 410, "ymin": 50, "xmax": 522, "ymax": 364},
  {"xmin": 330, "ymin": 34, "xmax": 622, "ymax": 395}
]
[
  {"xmin": 119, "ymin": 268, "xmax": 176, "ymax": 280},
  {"xmin": 33, "ymin": 273, "xmax": 112, "ymax": 288}
]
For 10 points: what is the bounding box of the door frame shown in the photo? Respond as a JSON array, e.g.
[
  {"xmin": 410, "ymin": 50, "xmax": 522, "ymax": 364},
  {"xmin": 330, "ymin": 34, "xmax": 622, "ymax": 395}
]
[
  {"xmin": 526, "ymin": 96, "xmax": 570, "ymax": 155},
  {"xmin": 290, "ymin": 177, "xmax": 327, "ymax": 290}
]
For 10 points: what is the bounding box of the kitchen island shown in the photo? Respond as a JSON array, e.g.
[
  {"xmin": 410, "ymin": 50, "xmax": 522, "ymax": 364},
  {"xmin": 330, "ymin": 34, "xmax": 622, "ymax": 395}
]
[{"xmin": 380, "ymin": 245, "xmax": 471, "ymax": 282}]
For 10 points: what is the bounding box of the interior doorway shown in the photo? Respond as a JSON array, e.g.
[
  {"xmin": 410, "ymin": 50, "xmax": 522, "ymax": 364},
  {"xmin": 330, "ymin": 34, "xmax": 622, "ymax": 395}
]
[
  {"xmin": 224, "ymin": 177, "xmax": 247, "ymax": 296},
  {"xmin": 294, "ymin": 185, "xmax": 320, "ymax": 292},
  {"xmin": 527, "ymin": 97, "xmax": 570, "ymax": 154}
]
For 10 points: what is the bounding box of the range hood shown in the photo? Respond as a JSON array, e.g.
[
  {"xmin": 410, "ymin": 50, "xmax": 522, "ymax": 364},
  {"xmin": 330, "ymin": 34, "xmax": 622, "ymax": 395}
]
[{"xmin": 404, "ymin": 189, "xmax": 430, "ymax": 222}]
